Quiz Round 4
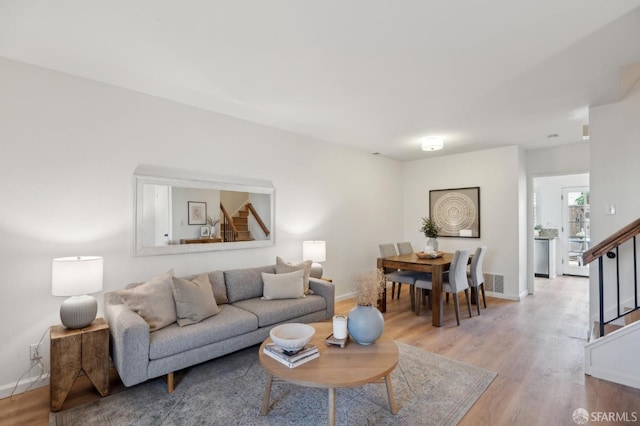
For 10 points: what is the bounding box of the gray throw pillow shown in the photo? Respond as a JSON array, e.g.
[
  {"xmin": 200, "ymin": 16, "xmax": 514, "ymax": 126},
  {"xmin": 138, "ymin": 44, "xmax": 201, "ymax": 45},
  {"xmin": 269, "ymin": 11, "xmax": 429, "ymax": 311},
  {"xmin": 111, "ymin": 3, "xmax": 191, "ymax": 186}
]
[
  {"xmin": 172, "ymin": 274, "xmax": 220, "ymax": 326},
  {"xmin": 276, "ymin": 256, "xmax": 313, "ymax": 294},
  {"xmin": 118, "ymin": 270, "xmax": 177, "ymax": 331},
  {"xmin": 224, "ymin": 265, "xmax": 276, "ymax": 302}
]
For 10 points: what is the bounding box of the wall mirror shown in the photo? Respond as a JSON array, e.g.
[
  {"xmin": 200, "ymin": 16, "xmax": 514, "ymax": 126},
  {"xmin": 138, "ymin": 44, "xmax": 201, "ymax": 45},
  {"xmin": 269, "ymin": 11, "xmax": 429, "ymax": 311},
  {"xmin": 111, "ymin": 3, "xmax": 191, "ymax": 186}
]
[{"xmin": 134, "ymin": 164, "xmax": 275, "ymax": 256}]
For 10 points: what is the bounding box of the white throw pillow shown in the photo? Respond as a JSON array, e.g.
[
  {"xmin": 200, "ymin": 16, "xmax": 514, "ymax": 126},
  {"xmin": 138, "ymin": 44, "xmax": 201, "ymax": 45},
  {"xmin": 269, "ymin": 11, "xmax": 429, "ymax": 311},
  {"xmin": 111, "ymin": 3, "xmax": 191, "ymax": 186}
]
[
  {"xmin": 276, "ymin": 256, "xmax": 313, "ymax": 294},
  {"xmin": 262, "ymin": 269, "xmax": 305, "ymax": 300}
]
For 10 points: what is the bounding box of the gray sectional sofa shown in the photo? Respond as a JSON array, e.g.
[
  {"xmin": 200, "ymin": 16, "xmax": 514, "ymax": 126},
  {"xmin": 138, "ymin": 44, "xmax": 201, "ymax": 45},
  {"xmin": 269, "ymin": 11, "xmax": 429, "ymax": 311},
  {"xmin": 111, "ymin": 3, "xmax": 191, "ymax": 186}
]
[{"xmin": 104, "ymin": 264, "xmax": 335, "ymax": 391}]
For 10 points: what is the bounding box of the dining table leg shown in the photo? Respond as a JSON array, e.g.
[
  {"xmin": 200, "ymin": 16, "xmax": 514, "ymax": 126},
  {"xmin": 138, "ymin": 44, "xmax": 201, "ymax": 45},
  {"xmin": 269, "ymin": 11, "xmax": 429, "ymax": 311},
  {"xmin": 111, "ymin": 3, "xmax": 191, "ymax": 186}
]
[
  {"xmin": 409, "ymin": 284, "xmax": 415, "ymax": 311},
  {"xmin": 431, "ymin": 265, "xmax": 443, "ymax": 326}
]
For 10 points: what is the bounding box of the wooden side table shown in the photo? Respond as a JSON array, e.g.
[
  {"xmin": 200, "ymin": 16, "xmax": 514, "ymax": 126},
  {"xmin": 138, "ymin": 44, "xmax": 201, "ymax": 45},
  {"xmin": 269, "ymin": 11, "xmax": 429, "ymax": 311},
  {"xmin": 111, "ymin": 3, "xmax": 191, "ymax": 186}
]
[{"xmin": 50, "ymin": 317, "xmax": 110, "ymax": 411}]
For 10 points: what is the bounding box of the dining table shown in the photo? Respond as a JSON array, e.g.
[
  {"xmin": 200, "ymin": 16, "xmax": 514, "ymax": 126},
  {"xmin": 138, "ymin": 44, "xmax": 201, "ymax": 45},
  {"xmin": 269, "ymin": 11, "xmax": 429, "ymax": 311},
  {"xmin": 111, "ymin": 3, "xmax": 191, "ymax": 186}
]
[{"xmin": 377, "ymin": 252, "xmax": 456, "ymax": 327}]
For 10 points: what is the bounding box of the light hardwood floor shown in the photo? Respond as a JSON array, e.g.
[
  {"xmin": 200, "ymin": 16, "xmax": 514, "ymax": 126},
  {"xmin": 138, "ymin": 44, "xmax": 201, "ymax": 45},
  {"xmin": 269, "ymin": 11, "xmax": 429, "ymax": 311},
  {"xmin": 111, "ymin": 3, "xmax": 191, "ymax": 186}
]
[{"xmin": 1, "ymin": 275, "xmax": 639, "ymax": 425}]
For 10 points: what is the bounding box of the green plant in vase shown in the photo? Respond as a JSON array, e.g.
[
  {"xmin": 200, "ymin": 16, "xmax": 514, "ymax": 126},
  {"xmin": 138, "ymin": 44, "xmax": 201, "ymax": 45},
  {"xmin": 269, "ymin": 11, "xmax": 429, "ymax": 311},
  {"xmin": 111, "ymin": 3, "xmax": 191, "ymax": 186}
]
[{"xmin": 420, "ymin": 217, "xmax": 440, "ymax": 251}]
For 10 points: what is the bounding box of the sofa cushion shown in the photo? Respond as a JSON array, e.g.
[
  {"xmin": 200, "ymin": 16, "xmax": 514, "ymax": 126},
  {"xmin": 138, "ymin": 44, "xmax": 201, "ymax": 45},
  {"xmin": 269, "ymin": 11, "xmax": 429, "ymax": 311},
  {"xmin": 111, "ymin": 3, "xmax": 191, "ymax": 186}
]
[
  {"xmin": 149, "ymin": 304, "xmax": 258, "ymax": 360},
  {"xmin": 118, "ymin": 270, "xmax": 177, "ymax": 332},
  {"xmin": 172, "ymin": 274, "xmax": 220, "ymax": 326},
  {"xmin": 233, "ymin": 295, "xmax": 327, "ymax": 327},
  {"xmin": 224, "ymin": 265, "xmax": 276, "ymax": 302},
  {"xmin": 261, "ymin": 270, "xmax": 305, "ymax": 300},
  {"xmin": 276, "ymin": 257, "xmax": 313, "ymax": 294},
  {"xmin": 181, "ymin": 270, "xmax": 228, "ymax": 305}
]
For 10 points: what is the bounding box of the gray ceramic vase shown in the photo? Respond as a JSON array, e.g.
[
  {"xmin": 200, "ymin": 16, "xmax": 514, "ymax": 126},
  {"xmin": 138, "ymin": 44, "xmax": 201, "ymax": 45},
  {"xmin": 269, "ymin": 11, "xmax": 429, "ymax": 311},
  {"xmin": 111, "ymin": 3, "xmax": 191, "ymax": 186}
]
[{"xmin": 347, "ymin": 305, "xmax": 384, "ymax": 345}]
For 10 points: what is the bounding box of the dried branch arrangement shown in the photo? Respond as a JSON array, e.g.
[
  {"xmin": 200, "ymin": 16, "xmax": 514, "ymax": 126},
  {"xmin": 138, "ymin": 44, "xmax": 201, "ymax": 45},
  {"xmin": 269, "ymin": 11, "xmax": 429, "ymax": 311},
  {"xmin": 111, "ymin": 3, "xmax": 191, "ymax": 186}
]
[{"xmin": 351, "ymin": 269, "xmax": 386, "ymax": 306}]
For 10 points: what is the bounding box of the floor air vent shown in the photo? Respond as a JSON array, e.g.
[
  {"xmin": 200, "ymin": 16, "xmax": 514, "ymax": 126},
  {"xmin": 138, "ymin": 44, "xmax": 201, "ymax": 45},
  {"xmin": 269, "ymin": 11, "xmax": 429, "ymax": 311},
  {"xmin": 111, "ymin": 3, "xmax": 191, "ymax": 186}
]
[{"xmin": 483, "ymin": 273, "xmax": 504, "ymax": 294}]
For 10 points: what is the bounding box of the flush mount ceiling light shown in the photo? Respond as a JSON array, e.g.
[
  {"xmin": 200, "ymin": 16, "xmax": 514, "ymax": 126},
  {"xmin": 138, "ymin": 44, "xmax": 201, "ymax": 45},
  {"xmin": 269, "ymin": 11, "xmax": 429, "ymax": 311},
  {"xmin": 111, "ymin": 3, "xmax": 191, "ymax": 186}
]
[
  {"xmin": 583, "ymin": 124, "xmax": 590, "ymax": 140},
  {"xmin": 421, "ymin": 137, "xmax": 444, "ymax": 151}
]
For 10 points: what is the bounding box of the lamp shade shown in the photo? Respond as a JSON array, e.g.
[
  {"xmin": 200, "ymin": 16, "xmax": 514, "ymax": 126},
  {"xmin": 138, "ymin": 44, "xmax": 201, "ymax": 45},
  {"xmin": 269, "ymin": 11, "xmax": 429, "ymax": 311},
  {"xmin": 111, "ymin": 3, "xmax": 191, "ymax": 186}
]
[
  {"xmin": 52, "ymin": 256, "xmax": 103, "ymax": 296},
  {"xmin": 302, "ymin": 241, "xmax": 326, "ymax": 262}
]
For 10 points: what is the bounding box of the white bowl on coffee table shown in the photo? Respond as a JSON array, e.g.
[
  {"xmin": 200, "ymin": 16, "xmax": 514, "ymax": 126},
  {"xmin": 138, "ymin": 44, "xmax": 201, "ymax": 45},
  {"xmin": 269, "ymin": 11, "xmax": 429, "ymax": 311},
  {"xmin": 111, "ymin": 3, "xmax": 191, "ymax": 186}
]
[{"xmin": 270, "ymin": 323, "xmax": 315, "ymax": 353}]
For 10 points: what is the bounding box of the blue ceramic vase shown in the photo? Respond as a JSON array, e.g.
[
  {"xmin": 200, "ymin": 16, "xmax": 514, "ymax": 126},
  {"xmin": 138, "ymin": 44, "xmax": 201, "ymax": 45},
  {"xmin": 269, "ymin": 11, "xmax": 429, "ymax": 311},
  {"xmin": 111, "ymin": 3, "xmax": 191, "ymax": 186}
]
[{"xmin": 347, "ymin": 305, "xmax": 384, "ymax": 345}]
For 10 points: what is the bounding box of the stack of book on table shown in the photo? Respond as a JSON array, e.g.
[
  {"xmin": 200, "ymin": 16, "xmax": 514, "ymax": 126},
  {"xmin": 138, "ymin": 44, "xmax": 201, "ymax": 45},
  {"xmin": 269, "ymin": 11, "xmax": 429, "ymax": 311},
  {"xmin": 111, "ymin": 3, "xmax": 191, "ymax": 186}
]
[{"xmin": 263, "ymin": 343, "xmax": 319, "ymax": 368}]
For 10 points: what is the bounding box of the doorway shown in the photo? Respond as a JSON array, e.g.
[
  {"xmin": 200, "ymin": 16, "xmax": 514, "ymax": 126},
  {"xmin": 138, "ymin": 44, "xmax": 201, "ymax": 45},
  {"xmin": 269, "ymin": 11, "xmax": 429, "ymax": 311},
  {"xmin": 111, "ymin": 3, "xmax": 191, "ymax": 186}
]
[
  {"xmin": 532, "ymin": 173, "xmax": 590, "ymax": 281},
  {"xmin": 562, "ymin": 187, "xmax": 590, "ymax": 277}
]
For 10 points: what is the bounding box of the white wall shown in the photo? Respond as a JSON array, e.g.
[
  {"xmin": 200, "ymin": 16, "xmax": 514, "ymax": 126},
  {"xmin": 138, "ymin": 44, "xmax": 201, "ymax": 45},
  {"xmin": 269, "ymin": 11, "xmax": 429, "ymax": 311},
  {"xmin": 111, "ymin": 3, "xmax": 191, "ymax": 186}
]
[
  {"xmin": 589, "ymin": 80, "xmax": 640, "ymax": 322},
  {"xmin": 0, "ymin": 57, "xmax": 404, "ymax": 395},
  {"xmin": 526, "ymin": 143, "xmax": 590, "ymax": 176},
  {"xmin": 402, "ymin": 145, "xmax": 527, "ymax": 301}
]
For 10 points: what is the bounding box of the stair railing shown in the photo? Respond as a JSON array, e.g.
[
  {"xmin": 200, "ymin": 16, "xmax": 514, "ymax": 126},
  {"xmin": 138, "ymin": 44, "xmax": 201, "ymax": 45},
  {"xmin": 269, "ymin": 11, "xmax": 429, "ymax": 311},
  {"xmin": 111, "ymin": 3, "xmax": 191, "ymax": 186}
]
[
  {"xmin": 220, "ymin": 202, "xmax": 238, "ymax": 242},
  {"xmin": 582, "ymin": 218, "xmax": 640, "ymax": 337},
  {"xmin": 245, "ymin": 202, "xmax": 270, "ymax": 237}
]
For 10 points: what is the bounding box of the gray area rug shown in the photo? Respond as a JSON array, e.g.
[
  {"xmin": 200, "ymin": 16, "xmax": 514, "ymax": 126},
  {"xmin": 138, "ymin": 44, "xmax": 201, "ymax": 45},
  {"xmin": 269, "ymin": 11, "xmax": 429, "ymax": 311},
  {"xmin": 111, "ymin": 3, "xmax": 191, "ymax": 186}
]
[{"xmin": 50, "ymin": 342, "xmax": 496, "ymax": 426}]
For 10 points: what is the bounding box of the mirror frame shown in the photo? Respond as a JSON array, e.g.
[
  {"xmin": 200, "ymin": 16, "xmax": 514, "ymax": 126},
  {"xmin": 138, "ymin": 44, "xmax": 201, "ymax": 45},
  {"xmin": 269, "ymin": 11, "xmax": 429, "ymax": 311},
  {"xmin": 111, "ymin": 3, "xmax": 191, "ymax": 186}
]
[{"xmin": 133, "ymin": 164, "xmax": 275, "ymax": 256}]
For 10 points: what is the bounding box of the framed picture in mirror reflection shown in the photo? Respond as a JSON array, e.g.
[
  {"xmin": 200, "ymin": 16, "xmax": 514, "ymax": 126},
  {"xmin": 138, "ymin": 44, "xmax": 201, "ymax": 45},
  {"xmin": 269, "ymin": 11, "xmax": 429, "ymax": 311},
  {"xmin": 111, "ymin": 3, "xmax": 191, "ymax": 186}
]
[{"xmin": 188, "ymin": 201, "xmax": 207, "ymax": 225}]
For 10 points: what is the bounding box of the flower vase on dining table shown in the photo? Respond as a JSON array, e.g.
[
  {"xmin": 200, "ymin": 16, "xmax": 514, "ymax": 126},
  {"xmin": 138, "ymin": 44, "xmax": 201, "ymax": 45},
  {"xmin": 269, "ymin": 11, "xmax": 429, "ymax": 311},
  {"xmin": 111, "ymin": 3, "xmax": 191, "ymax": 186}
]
[{"xmin": 426, "ymin": 238, "xmax": 438, "ymax": 251}]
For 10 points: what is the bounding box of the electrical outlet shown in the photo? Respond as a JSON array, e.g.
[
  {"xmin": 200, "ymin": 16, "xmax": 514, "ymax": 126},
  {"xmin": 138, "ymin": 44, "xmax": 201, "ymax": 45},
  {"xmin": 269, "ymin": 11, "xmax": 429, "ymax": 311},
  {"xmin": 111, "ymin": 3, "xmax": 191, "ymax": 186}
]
[{"xmin": 29, "ymin": 344, "xmax": 40, "ymax": 361}]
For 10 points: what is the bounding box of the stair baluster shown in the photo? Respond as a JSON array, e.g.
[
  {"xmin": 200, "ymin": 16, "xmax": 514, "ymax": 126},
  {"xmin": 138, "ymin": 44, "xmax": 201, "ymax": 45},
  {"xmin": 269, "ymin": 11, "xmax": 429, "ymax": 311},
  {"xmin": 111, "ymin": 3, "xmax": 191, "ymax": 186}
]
[{"xmin": 583, "ymin": 219, "xmax": 640, "ymax": 337}]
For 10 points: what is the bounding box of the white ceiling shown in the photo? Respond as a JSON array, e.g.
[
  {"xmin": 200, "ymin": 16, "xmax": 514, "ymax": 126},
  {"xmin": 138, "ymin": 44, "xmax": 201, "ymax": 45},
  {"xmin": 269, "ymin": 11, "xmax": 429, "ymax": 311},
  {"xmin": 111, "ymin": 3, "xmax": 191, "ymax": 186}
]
[{"xmin": 1, "ymin": 1, "xmax": 640, "ymax": 161}]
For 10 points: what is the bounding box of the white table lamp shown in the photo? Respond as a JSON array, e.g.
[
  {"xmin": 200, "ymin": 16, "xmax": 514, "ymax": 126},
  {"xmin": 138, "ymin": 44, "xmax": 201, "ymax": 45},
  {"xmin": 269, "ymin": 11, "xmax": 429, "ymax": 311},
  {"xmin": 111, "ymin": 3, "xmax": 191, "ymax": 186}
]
[
  {"xmin": 303, "ymin": 241, "xmax": 326, "ymax": 279},
  {"xmin": 52, "ymin": 256, "xmax": 103, "ymax": 329}
]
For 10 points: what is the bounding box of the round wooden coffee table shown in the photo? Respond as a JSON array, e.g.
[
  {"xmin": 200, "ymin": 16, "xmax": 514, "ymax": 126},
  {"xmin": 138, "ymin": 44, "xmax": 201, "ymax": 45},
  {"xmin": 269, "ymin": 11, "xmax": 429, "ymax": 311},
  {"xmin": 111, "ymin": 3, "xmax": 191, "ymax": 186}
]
[{"xmin": 259, "ymin": 322, "xmax": 399, "ymax": 426}]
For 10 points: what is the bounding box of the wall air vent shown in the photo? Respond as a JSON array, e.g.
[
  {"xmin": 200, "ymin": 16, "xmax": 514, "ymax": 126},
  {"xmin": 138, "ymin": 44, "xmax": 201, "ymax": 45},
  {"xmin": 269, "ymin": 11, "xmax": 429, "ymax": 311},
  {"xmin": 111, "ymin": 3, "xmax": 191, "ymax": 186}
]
[{"xmin": 483, "ymin": 273, "xmax": 504, "ymax": 294}]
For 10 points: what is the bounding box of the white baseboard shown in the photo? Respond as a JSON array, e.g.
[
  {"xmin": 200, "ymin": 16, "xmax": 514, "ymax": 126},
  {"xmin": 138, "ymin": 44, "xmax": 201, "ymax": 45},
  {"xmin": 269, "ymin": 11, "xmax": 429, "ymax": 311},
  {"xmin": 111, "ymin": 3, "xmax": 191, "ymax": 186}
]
[
  {"xmin": 586, "ymin": 366, "xmax": 640, "ymax": 390},
  {"xmin": 0, "ymin": 375, "xmax": 50, "ymax": 400},
  {"xmin": 335, "ymin": 291, "xmax": 355, "ymax": 302},
  {"xmin": 486, "ymin": 291, "xmax": 524, "ymax": 302}
]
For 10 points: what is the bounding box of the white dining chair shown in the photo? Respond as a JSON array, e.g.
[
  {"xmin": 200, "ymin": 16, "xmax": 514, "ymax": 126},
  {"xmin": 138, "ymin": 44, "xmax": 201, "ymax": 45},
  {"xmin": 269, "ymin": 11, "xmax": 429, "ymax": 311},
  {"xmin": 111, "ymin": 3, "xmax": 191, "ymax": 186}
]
[
  {"xmin": 414, "ymin": 249, "xmax": 473, "ymax": 326},
  {"xmin": 468, "ymin": 246, "xmax": 487, "ymax": 315}
]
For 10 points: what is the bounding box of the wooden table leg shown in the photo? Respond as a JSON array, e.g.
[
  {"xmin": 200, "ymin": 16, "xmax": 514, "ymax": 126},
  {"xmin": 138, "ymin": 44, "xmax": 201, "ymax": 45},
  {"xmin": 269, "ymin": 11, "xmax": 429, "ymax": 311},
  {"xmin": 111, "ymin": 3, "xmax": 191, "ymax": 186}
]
[
  {"xmin": 50, "ymin": 334, "xmax": 82, "ymax": 412},
  {"xmin": 328, "ymin": 387, "xmax": 336, "ymax": 426},
  {"xmin": 432, "ymin": 265, "xmax": 443, "ymax": 327},
  {"xmin": 261, "ymin": 373, "xmax": 273, "ymax": 415},
  {"xmin": 409, "ymin": 284, "xmax": 415, "ymax": 312},
  {"xmin": 82, "ymin": 328, "xmax": 109, "ymax": 396},
  {"xmin": 384, "ymin": 374, "xmax": 398, "ymax": 414},
  {"xmin": 377, "ymin": 286, "xmax": 387, "ymax": 313}
]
